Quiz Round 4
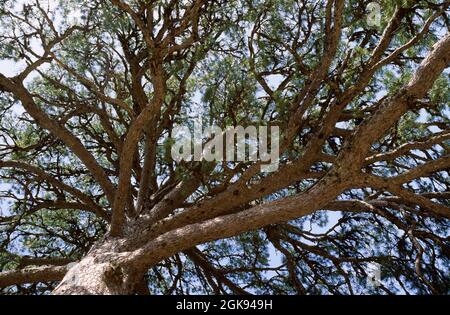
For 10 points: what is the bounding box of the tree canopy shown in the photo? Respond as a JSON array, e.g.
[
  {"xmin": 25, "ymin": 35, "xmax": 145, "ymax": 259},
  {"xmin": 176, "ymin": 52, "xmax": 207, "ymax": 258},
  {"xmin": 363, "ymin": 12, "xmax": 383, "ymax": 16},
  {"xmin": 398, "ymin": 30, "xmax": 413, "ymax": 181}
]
[{"xmin": 0, "ymin": 0, "xmax": 449, "ymax": 295}]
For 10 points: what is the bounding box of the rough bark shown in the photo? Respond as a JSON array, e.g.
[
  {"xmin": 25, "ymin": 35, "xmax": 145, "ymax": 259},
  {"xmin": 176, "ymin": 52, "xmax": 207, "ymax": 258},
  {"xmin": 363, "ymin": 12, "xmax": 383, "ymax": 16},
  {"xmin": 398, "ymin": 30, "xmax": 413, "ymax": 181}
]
[{"xmin": 52, "ymin": 239, "xmax": 137, "ymax": 295}]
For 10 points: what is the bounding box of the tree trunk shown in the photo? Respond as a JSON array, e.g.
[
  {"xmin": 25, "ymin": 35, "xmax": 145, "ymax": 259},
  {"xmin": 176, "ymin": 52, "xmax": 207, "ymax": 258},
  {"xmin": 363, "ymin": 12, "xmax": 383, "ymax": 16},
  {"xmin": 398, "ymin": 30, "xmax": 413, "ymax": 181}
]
[{"xmin": 52, "ymin": 239, "xmax": 138, "ymax": 295}]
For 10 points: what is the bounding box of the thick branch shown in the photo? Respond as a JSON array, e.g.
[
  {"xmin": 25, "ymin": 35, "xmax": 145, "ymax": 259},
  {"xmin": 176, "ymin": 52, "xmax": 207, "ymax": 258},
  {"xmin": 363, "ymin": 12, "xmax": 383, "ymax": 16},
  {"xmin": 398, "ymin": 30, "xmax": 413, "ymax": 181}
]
[{"xmin": 0, "ymin": 265, "xmax": 69, "ymax": 288}]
